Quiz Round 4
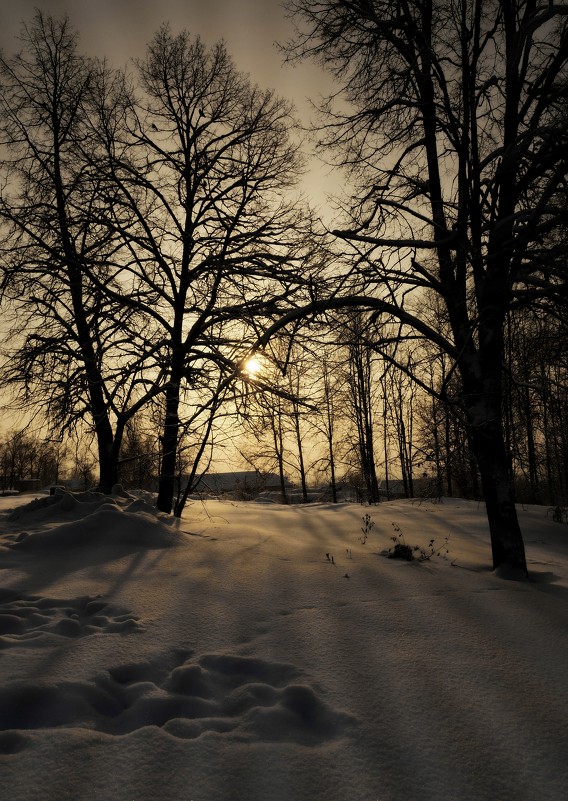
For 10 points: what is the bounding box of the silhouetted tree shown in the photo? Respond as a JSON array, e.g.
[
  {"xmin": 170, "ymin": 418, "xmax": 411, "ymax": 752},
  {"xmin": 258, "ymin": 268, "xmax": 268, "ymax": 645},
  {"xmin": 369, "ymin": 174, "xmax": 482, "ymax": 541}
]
[
  {"xmin": 277, "ymin": 0, "xmax": 568, "ymax": 575},
  {"xmin": 90, "ymin": 26, "xmax": 319, "ymax": 513},
  {"xmin": 0, "ymin": 12, "xmax": 150, "ymax": 492}
]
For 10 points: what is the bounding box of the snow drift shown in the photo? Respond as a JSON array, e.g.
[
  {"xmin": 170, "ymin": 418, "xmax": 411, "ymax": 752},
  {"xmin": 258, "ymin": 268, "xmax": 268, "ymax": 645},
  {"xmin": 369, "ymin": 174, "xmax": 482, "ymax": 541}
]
[{"xmin": 0, "ymin": 492, "xmax": 567, "ymax": 801}]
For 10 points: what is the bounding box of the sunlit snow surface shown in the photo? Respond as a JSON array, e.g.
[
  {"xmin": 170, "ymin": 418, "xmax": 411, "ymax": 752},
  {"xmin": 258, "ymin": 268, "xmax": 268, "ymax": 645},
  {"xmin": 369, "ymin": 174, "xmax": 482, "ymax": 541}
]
[{"xmin": 0, "ymin": 489, "xmax": 567, "ymax": 801}]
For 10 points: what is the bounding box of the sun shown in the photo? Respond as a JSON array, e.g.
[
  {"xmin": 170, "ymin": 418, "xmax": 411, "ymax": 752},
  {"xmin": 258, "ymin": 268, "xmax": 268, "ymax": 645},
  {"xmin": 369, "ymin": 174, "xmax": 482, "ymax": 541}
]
[{"xmin": 243, "ymin": 356, "xmax": 263, "ymax": 376}]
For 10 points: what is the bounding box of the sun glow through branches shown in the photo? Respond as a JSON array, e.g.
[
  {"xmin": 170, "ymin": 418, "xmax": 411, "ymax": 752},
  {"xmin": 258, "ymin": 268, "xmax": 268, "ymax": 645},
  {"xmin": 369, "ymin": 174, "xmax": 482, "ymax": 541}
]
[{"xmin": 243, "ymin": 356, "xmax": 263, "ymax": 376}]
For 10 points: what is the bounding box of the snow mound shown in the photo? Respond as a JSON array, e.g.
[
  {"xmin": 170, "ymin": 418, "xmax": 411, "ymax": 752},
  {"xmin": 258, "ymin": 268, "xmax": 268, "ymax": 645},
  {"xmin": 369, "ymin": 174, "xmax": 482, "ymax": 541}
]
[
  {"xmin": 8, "ymin": 487, "xmax": 157, "ymax": 522},
  {"xmin": 8, "ymin": 490, "xmax": 186, "ymax": 551}
]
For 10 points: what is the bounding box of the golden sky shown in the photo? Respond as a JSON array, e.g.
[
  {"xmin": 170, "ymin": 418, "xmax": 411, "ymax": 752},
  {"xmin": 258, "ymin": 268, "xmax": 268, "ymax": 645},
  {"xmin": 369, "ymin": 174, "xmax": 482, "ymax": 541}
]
[{"xmin": 0, "ymin": 1, "xmax": 341, "ymax": 437}]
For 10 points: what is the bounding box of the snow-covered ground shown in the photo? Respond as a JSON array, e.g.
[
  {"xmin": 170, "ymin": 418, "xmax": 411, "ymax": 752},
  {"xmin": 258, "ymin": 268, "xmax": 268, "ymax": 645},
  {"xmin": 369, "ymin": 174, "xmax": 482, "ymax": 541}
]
[{"xmin": 0, "ymin": 489, "xmax": 567, "ymax": 801}]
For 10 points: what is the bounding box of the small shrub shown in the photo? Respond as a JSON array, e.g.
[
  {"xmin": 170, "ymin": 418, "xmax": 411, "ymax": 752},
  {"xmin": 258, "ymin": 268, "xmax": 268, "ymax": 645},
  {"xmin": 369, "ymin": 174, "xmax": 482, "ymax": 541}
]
[
  {"xmin": 387, "ymin": 522, "xmax": 450, "ymax": 562},
  {"xmin": 359, "ymin": 512, "xmax": 375, "ymax": 544},
  {"xmin": 387, "ymin": 524, "xmax": 414, "ymax": 560},
  {"xmin": 389, "ymin": 540, "xmax": 414, "ymax": 561}
]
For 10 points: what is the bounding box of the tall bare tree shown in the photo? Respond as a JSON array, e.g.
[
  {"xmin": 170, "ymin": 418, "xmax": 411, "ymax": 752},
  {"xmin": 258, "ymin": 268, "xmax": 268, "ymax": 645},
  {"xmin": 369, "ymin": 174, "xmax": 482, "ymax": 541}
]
[
  {"xmin": 89, "ymin": 26, "xmax": 319, "ymax": 513},
  {"xmin": 0, "ymin": 12, "xmax": 150, "ymax": 491},
  {"xmin": 344, "ymin": 314, "xmax": 381, "ymax": 503},
  {"xmin": 275, "ymin": 0, "xmax": 568, "ymax": 576}
]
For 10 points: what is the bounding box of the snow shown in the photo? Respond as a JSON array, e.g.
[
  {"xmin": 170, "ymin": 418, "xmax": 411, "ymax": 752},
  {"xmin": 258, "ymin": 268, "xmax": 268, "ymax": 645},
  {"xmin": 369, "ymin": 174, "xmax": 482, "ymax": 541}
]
[{"xmin": 1, "ymin": 489, "xmax": 567, "ymax": 801}]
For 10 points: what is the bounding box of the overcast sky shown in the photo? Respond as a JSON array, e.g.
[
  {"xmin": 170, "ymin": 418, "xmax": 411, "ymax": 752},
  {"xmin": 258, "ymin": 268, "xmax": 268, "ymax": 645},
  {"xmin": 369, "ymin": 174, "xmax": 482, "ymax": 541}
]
[
  {"xmin": 1, "ymin": 0, "xmax": 339, "ymax": 215},
  {"xmin": 2, "ymin": 1, "xmax": 332, "ymax": 125}
]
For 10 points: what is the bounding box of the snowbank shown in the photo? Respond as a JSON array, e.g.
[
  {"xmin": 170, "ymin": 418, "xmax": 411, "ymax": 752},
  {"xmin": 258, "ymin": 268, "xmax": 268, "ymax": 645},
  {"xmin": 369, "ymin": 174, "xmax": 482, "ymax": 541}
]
[
  {"xmin": 0, "ymin": 495, "xmax": 567, "ymax": 801},
  {"xmin": 5, "ymin": 488, "xmax": 187, "ymax": 551}
]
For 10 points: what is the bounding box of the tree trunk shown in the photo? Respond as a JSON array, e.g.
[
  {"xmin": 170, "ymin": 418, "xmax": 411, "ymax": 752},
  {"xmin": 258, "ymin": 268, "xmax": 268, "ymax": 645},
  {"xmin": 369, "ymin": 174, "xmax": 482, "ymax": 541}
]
[
  {"xmin": 523, "ymin": 383, "xmax": 540, "ymax": 504},
  {"xmin": 157, "ymin": 374, "xmax": 182, "ymax": 513},
  {"xmin": 174, "ymin": 393, "xmax": 221, "ymax": 518},
  {"xmin": 96, "ymin": 428, "xmax": 119, "ymax": 493},
  {"xmin": 293, "ymin": 409, "xmax": 309, "ymax": 502},
  {"xmin": 322, "ymin": 364, "xmax": 338, "ymax": 503},
  {"xmin": 444, "ymin": 410, "xmax": 453, "ymax": 496},
  {"xmin": 431, "ymin": 398, "xmax": 443, "ymax": 499},
  {"xmin": 461, "ymin": 348, "xmax": 528, "ymax": 577},
  {"xmin": 272, "ymin": 412, "xmax": 289, "ymax": 504},
  {"xmin": 364, "ymin": 423, "xmax": 380, "ymax": 504},
  {"xmin": 329, "ymin": 446, "xmax": 338, "ymax": 503},
  {"xmin": 469, "ymin": 420, "xmax": 527, "ymax": 577}
]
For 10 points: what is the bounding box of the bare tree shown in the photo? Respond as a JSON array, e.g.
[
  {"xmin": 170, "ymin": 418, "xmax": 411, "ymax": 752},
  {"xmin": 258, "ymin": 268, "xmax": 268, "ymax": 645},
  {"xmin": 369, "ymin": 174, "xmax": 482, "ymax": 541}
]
[
  {"xmin": 89, "ymin": 26, "xmax": 319, "ymax": 513},
  {"xmin": 0, "ymin": 12, "xmax": 150, "ymax": 492},
  {"xmin": 276, "ymin": 0, "xmax": 568, "ymax": 576},
  {"xmin": 0, "ymin": 16, "xmax": 323, "ymax": 510},
  {"xmin": 308, "ymin": 350, "xmax": 346, "ymax": 502},
  {"xmin": 0, "ymin": 428, "xmax": 68, "ymax": 491},
  {"xmin": 236, "ymin": 348, "xmax": 308, "ymax": 505},
  {"xmin": 505, "ymin": 309, "xmax": 568, "ymax": 505},
  {"xmin": 344, "ymin": 314, "xmax": 381, "ymax": 503}
]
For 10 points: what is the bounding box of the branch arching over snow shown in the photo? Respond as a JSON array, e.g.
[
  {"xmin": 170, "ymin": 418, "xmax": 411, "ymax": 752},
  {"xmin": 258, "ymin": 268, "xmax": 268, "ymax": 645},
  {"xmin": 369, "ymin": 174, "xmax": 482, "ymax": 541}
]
[{"xmin": 252, "ymin": 295, "xmax": 458, "ymax": 360}]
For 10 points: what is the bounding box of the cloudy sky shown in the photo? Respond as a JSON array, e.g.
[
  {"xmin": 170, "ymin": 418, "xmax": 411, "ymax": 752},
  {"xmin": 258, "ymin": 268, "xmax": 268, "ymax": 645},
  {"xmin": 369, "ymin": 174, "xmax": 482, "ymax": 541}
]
[
  {"xmin": 1, "ymin": 0, "xmax": 339, "ymax": 215},
  {"xmin": 3, "ymin": 1, "xmax": 290, "ymax": 72},
  {"xmin": 1, "ymin": 1, "xmax": 331, "ymax": 128}
]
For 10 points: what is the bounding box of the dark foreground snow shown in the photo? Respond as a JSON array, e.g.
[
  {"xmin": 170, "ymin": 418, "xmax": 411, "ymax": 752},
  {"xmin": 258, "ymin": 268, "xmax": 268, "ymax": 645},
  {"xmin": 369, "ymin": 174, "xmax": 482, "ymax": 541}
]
[{"xmin": 0, "ymin": 490, "xmax": 567, "ymax": 801}]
